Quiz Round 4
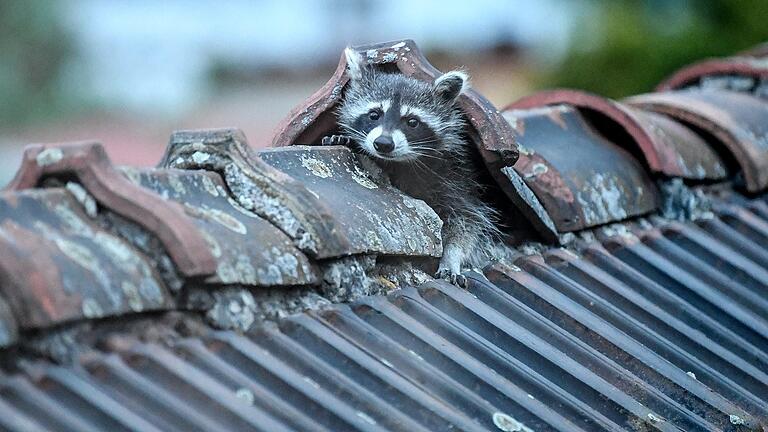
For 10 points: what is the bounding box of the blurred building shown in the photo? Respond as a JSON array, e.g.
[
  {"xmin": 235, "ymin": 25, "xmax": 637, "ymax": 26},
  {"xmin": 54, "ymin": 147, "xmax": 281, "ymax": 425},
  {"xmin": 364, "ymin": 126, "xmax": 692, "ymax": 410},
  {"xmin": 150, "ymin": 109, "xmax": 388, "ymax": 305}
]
[{"xmin": 0, "ymin": 0, "xmax": 576, "ymax": 186}]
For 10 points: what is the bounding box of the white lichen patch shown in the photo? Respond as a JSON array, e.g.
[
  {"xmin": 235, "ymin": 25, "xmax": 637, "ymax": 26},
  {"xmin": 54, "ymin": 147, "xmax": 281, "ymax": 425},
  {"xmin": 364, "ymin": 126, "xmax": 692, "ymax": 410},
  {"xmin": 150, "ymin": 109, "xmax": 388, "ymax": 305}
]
[
  {"xmin": 300, "ymin": 155, "xmax": 333, "ymax": 178},
  {"xmin": 201, "ymin": 175, "xmax": 220, "ymax": 196},
  {"xmin": 167, "ymin": 174, "xmax": 187, "ymax": 196},
  {"xmin": 350, "ymin": 164, "xmax": 379, "ymax": 189},
  {"xmin": 576, "ymin": 172, "xmax": 628, "ymax": 226},
  {"xmin": 184, "ymin": 203, "xmax": 247, "ymax": 235},
  {"xmin": 81, "ymin": 298, "xmax": 104, "ymax": 318},
  {"xmin": 729, "ymin": 414, "xmax": 745, "ymax": 425},
  {"xmin": 492, "ymin": 412, "xmax": 533, "ymax": 432},
  {"xmin": 382, "ymin": 52, "xmax": 397, "ymax": 62},
  {"xmin": 646, "ymin": 413, "xmax": 664, "ymax": 424},
  {"xmin": 235, "ymin": 388, "xmax": 255, "ymax": 405},
  {"xmin": 50, "ymin": 201, "xmax": 166, "ymax": 309},
  {"xmin": 525, "ymin": 163, "xmax": 548, "ymax": 179},
  {"xmin": 94, "ymin": 231, "xmax": 165, "ymax": 304},
  {"xmin": 201, "ymin": 231, "xmax": 222, "ymax": 258},
  {"xmin": 35, "ymin": 148, "xmax": 63, "ymax": 166},
  {"xmin": 401, "ymin": 195, "xmax": 442, "ymax": 243},
  {"xmin": 217, "ymin": 254, "xmax": 258, "ymax": 285},
  {"xmin": 122, "ymin": 281, "xmax": 143, "ymax": 312},
  {"xmin": 65, "ymin": 182, "xmax": 98, "ymax": 218},
  {"xmin": 206, "ymin": 288, "xmax": 257, "ymax": 331},
  {"xmin": 223, "ymin": 165, "xmax": 309, "ymax": 249},
  {"xmin": 191, "ymin": 151, "xmax": 211, "ymax": 164}
]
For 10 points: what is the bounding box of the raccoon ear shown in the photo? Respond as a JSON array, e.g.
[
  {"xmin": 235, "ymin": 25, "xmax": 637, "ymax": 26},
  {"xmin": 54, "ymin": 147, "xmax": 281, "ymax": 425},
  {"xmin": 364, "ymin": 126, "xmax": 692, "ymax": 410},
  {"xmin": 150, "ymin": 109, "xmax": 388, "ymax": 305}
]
[
  {"xmin": 345, "ymin": 47, "xmax": 365, "ymax": 81},
  {"xmin": 433, "ymin": 70, "xmax": 469, "ymax": 103}
]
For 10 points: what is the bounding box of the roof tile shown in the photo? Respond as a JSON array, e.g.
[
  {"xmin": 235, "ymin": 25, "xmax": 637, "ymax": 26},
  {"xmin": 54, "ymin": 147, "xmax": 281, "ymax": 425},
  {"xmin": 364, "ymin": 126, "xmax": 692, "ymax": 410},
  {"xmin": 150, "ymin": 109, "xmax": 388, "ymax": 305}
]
[
  {"xmin": 120, "ymin": 167, "xmax": 318, "ymax": 286},
  {"xmin": 627, "ymin": 90, "xmax": 768, "ymax": 192},
  {"xmin": 5, "ymin": 142, "xmax": 217, "ymax": 277},
  {"xmin": 508, "ymin": 89, "xmax": 728, "ymax": 180},
  {"xmin": 162, "ymin": 128, "xmax": 443, "ymax": 259},
  {"xmin": 501, "ymin": 104, "xmax": 659, "ymax": 233},
  {"xmin": 658, "ymin": 57, "xmax": 768, "ymax": 93},
  {"xmin": 258, "ymin": 146, "xmax": 443, "ymax": 257},
  {"xmin": 0, "ymin": 188, "xmax": 173, "ymax": 329}
]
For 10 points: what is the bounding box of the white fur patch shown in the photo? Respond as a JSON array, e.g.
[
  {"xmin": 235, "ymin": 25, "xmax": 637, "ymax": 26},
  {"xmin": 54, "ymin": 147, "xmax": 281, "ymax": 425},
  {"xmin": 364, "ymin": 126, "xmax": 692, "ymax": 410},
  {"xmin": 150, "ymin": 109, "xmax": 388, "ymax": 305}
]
[
  {"xmin": 435, "ymin": 70, "xmax": 470, "ymax": 94},
  {"xmin": 402, "ymin": 106, "xmax": 443, "ymax": 131},
  {"xmin": 345, "ymin": 47, "xmax": 364, "ymax": 80},
  {"xmin": 346, "ymin": 100, "xmax": 390, "ymax": 121},
  {"xmin": 392, "ymin": 129, "xmax": 408, "ymax": 154},
  {"xmin": 363, "ymin": 126, "xmax": 383, "ymax": 154}
]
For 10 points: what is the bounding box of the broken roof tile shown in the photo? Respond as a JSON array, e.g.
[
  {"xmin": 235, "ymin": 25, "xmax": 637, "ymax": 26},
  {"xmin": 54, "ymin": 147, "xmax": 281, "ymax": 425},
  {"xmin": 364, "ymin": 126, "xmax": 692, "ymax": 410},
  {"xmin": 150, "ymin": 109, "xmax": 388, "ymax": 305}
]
[
  {"xmin": 122, "ymin": 167, "xmax": 319, "ymax": 287},
  {"xmin": 120, "ymin": 167, "xmax": 318, "ymax": 287},
  {"xmin": 627, "ymin": 90, "xmax": 768, "ymax": 192},
  {"xmin": 258, "ymin": 146, "xmax": 443, "ymax": 257},
  {"xmin": 161, "ymin": 128, "xmax": 442, "ymax": 259},
  {"xmin": 161, "ymin": 128, "xmax": 350, "ymax": 258},
  {"xmin": 5, "ymin": 142, "xmax": 217, "ymax": 277},
  {"xmin": 501, "ymin": 104, "xmax": 659, "ymax": 234},
  {"xmin": 0, "ymin": 188, "xmax": 173, "ymax": 329},
  {"xmin": 508, "ymin": 89, "xmax": 728, "ymax": 180}
]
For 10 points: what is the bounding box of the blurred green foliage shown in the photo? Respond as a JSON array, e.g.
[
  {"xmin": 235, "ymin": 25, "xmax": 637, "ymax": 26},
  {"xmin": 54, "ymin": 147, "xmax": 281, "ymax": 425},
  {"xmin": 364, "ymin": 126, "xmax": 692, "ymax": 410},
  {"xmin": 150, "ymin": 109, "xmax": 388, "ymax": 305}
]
[
  {"xmin": 540, "ymin": 0, "xmax": 768, "ymax": 98},
  {"xmin": 0, "ymin": 1, "xmax": 74, "ymax": 128}
]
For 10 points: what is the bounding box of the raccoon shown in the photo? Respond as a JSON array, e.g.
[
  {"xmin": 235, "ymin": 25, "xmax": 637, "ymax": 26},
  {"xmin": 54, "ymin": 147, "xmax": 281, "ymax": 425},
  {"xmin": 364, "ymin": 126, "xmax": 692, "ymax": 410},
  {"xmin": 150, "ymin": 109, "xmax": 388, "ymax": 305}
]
[{"xmin": 331, "ymin": 47, "xmax": 508, "ymax": 287}]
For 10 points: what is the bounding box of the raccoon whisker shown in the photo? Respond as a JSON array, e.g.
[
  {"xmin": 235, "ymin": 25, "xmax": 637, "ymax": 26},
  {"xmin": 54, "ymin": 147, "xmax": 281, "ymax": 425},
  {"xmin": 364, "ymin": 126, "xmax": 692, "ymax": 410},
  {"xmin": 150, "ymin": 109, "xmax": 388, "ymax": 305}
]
[
  {"xmin": 409, "ymin": 152, "xmax": 444, "ymax": 161},
  {"xmin": 339, "ymin": 127, "xmax": 367, "ymax": 140},
  {"xmin": 408, "ymin": 139, "xmax": 441, "ymax": 145},
  {"xmin": 410, "ymin": 146, "xmax": 443, "ymax": 154}
]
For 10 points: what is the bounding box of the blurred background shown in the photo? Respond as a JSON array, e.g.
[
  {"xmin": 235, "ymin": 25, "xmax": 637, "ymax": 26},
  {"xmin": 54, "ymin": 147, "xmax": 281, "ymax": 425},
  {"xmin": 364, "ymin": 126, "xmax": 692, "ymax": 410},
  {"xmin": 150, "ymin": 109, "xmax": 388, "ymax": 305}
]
[{"xmin": 1, "ymin": 0, "xmax": 766, "ymax": 186}]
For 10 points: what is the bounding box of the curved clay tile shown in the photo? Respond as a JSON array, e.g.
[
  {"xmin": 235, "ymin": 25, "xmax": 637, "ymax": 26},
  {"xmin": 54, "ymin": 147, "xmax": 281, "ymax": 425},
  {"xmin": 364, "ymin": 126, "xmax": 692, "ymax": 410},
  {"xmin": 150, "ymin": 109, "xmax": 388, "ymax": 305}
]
[
  {"xmin": 657, "ymin": 57, "xmax": 768, "ymax": 92},
  {"xmin": 501, "ymin": 104, "xmax": 659, "ymax": 232},
  {"xmin": 628, "ymin": 90, "xmax": 768, "ymax": 193},
  {"xmin": 509, "ymin": 89, "xmax": 727, "ymax": 181},
  {"xmin": 5, "ymin": 142, "xmax": 217, "ymax": 277}
]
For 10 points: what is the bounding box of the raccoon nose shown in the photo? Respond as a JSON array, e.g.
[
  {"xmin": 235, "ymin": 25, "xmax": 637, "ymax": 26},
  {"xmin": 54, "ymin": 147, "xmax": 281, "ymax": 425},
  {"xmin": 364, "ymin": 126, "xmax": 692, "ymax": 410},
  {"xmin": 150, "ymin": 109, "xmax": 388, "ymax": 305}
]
[{"xmin": 373, "ymin": 136, "xmax": 395, "ymax": 153}]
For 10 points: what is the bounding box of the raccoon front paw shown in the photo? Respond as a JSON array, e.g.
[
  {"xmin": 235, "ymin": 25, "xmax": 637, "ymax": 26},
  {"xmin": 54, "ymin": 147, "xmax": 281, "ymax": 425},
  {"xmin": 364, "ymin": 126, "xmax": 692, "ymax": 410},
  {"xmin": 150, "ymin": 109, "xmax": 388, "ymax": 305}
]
[
  {"xmin": 435, "ymin": 268, "xmax": 468, "ymax": 288},
  {"xmin": 321, "ymin": 135, "xmax": 353, "ymax": 147}
]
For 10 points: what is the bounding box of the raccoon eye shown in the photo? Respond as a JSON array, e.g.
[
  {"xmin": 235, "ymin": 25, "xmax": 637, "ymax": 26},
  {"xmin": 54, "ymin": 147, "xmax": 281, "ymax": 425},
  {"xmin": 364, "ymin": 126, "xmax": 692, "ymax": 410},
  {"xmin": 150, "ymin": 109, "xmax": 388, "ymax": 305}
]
[
  {"xmin": 406, "ymin": 118, "xmax": 420, "ymax": 128},
  {"xmin": 368, "ymin": 110, "xmax": 380, "ymax": 120}
]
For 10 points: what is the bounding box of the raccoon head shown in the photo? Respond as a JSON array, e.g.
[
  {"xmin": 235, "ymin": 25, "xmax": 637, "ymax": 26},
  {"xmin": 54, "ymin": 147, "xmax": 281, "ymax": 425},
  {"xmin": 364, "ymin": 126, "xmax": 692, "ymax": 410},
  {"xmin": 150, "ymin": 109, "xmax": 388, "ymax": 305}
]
[{"xmin": 337, "ymin": 47, "xmax": 468, "ymax": 161}]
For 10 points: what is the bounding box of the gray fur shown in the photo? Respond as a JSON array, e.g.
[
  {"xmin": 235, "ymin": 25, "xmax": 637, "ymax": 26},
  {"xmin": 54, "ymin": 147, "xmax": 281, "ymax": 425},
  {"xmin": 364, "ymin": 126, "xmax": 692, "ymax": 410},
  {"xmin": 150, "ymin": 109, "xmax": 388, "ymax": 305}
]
[{"xmin": 336, "ymin": 49, "xmax": 508, "ymax": 285}]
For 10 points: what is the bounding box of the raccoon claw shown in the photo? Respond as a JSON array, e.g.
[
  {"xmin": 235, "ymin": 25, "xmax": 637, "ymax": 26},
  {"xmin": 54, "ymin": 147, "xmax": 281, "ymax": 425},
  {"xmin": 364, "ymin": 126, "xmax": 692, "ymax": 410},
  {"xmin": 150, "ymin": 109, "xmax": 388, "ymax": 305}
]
[
  {"xmin": 435, "ymin": 269, "xmax": 468, "ymax": 288},
  {"xmin": 321, "ymin": 135, "xmax": 352, "ymax": 147}
]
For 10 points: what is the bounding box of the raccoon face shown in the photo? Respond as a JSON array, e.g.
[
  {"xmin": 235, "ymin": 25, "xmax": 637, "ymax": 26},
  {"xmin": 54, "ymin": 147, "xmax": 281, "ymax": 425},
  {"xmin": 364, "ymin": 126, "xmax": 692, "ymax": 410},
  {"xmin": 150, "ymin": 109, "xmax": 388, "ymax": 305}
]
[
  {"xmin": 347, "ymin": 99, "xmax": 442, "ymax": 161},
  {"xmin": 338, "ymin": 47, "xmax": 468, "ymax": 162}
]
